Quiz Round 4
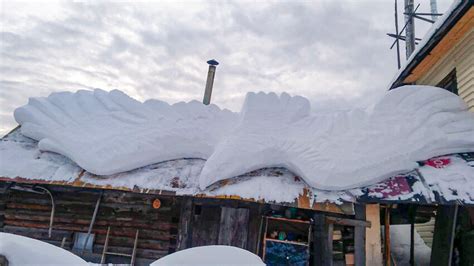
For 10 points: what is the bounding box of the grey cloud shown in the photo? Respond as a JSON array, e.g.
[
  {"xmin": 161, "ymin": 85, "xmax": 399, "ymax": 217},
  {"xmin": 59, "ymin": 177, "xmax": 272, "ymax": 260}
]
[{"xmin": 0, "ymin": 0, "xmax": 453, "ymax": 135}]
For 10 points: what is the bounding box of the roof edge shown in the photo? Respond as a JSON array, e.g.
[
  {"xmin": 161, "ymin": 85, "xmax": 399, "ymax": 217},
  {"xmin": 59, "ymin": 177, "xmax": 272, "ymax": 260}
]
[{"xmin": 389, "ymin": 0, "xmax": 472, "ymax": 90}]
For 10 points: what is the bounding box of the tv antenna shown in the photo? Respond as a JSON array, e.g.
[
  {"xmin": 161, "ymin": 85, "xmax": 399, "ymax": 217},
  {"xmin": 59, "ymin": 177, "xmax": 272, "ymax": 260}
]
[{"xmin": 387, "ymin": 0, "xmax": 443, "ymax": 69}]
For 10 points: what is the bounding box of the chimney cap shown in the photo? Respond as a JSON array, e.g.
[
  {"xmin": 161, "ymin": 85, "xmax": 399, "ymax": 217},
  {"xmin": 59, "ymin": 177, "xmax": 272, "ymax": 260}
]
[{"xmin": 207, "ymin": 59, "xmax": 219, "ymax": 66}]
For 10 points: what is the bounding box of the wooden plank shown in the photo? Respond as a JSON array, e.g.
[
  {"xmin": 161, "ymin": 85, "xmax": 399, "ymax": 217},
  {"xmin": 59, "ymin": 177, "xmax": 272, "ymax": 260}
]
[
  {"xmin": 2, "ymin": 225, "xmax": 73, "ymax": 242},
  {"xmin": 3, "ymin": 212, "xmax": 175, "ymax": 231},
  {"xmin": 4, "ymin": 204, "xmax": 175, "ymax": 224},
  {"xmin": 93, "ymin": 244, "xmax": 168, "ymax": 260},
  {"xmin": 312, "ymin": 213, "xmax": 333, "ymax": 266},
  {"xmin": 177, "ymin": 197, "xmax": 193, "ymax": 251},
  {"xmin": 266, "ymin": 216, "xmax": 311, "ymax": 224},
  {"xmin": 265, "ymin": 238, "xmax": 309, "ymax": 246},
  {"xmin": 325, "ymin": 216, "xmax": 371, "ymax": 228},
  {"xmin": 384, "ymin": 207, "xmax": 391, "ymax": 266},
  {"xmin": 405, "ymin": 7, "xmax": 474, "ymax": 83},
  {"xmin": 94, "ymin": 235, "xmax": 171, "ymax": 251},
  {"xmin": 5, "ymin": 199, "xmax": 174, "ymax": 214},
  {"xmin": 2, "ymin": 225, "xmax": 172, "ymax": 252},
  {"xmin": 365, "ymin": 204, "xmax": 383, "ymax": 266},
  {"xmin": 430, "ymin": 204, "xmax": 458, "ymax": 266},
  {"xmin": 246, "ymin": 204, "xmax": 263, "ymax": 253},
  {"xmin": 354, "ymin": 204, "xmax": 366, "ymax": 266},
  {"xmin": 2, "ymin": 220, "xmax": 173, "ymax": 241},
  {"xmin": 191, "ymin": 205, "xmax": 221, "ymax": 247},
  {"xmin": 218, "ymin": 207, "xmax": 249, "ymax": 248}
]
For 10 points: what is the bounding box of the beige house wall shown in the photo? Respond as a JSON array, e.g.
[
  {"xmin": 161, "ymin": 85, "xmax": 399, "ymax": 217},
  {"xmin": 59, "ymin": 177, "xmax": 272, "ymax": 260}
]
[{"xmin": 416, "ymin": 29, "xmax": 474, "ymax": 111}]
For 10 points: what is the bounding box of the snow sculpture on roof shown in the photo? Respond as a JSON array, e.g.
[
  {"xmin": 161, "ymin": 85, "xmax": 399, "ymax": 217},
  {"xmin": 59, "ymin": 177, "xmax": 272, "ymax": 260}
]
[
  {"xmin": 200, "ymin": 86, "xmax": 474, "ymax": 189},
  {"xmin": 14, "ymin": 89, "xmax": 237, "ymax": 175},
  {"xmin": 13, "ymin": 86, "xmax": 474, "ymax": 190}
]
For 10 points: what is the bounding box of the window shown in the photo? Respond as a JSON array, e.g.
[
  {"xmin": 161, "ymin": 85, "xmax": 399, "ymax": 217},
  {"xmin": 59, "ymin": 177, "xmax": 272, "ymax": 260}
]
[{"xmin": 437, "ymin": 69, "xmax": 458, "ymax": 95}]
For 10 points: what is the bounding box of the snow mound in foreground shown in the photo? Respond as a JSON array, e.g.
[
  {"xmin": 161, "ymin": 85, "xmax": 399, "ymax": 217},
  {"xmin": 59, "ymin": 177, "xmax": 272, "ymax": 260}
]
[
  {"xmin": 391, "ymin": 225, "xmax": 431, "ymax": 265},
  {"xmin": 150, "ymin": 245, "xmax": 265, "ymax": 266},
  {"xmin": 13, "ymin": 86, "xmax": 474, "ymax": 190},
  {"xmin": 0, "ymin": 233, "xmax": 87, "ymax": 265}
]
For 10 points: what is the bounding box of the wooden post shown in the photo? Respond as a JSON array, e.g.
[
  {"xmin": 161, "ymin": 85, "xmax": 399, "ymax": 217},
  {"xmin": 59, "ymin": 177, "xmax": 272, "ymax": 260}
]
[
  {"xmin": 354, "ymin": 204, "xmax": 366, "ymax": 266},
  {"xmin": 177, "ymin": 197, "xmax": 194, "ymax": 250},
  {"xmin": 82, "ymin": 190, "xmax": 102, "ymax": 255},
  {"xmin": 100, "ymin": 226, "xmax": 111, "ymax": 263},
  {"xmin": 131, "ymin": 230, "xmax": 139, "ymax": 265},
  {"xmin": 430, "ymin": 204, "xmax": 459, "ymax": 266},
  {"xmin": 313, "ymin": 212, "xmax": 333, "ymax": 266},
  {"xmin": 366, "ymin": 204, "xmax": 383, "ymax": 265},
  {"xmin": 384, "ymin": 206, "xmax": 391, "ymax": 266},
  {"xmin": 218, "ymin": 207, "xmax": 250, "ymax": 248},
  {"xmin": 409, "ymin": 205, "xmax": 416, "ymax": 266}
]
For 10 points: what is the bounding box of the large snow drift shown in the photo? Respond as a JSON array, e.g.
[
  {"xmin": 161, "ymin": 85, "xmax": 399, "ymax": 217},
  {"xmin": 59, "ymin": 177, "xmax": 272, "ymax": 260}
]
[
  {"xmin": 14, "ymin": 86, "xmax": 474, "ymax": 190},
  {"xmin": 150, "ymin": 245, "xmax": 265, "ymax": 266},
  {"xmin": 0, "ymin": 233, "xmax": 87, "ymax": 265}
]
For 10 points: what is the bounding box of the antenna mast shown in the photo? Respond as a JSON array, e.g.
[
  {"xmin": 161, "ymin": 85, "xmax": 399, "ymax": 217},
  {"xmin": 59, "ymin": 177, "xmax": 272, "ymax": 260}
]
[
  {"xmin": 387, "ymin": 0, "xmax": 443, "ymax": 69},
  {"xmin": 404, "ymin": 0, "xmax": 416, "ymax": 58},
  {"xmin": 430, "ymin": 0, "xmax": 439, "ymax": 22}
]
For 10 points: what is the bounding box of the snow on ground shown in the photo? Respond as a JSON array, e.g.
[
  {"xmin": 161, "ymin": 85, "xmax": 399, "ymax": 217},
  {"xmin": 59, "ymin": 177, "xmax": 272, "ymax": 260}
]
[
  {"xmin": 150, "ymin": 245, "xmax": 265, "ymax": 266},
  {"xmin": 390, "ymin": 225, "xmax": 431, "ymax": 266},
  {"xmin": 10, "ymin": 86, "xmax": 474, "ymax": 191},
  {"xmin": 0, "ymin": 232, "xmax": 87, "ymax": 265}
]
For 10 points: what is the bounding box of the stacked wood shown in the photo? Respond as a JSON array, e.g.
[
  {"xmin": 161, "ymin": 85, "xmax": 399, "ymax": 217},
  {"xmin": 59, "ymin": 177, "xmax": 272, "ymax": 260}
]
[{"xmin": 0, "ymin": 184, "xmax": 180, "ymax": 262}]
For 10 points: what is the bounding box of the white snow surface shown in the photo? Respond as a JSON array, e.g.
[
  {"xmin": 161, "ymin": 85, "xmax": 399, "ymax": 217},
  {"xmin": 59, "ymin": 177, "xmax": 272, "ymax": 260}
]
[
  {"xmin": 0, "ymin": 130, "xmax": 82, "ymax": 181},
  {"xmin": 0, "ymin": 232, "xmax": 87, "ymax": 266},
  {"xmin": 14, "ymin": 89, "xmax": 237, "ymax": 176},
  {"xmin": 12, "ymin": 86, "xmax": 474, "ymax": 191},
  {"xmin": 419, "ymin": 155, "xmax": 474, "ymax": 202},
  {"xmin": 150, "ymin": 245, "xmax": 265, "ymax": 266},
  {"xmin": 390, "ymin": 225, "xmax": 431, "ymax": 266}
]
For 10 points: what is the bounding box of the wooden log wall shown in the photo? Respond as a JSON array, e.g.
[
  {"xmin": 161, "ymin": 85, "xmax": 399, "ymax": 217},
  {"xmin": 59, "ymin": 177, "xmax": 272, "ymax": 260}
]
[
  {"xmin": 0, "ymin": 182, "xmax": 180, "ymax": 264},
  {"xmin": 177, "ymin": 197, "xmax": 263, "ymax": 253}
]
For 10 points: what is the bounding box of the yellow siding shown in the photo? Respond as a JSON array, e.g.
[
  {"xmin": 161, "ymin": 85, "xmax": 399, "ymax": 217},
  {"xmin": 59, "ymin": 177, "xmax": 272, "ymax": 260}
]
[{"xmin": 417, "ymin": 28, "xmax": 474, "ymax": 111}]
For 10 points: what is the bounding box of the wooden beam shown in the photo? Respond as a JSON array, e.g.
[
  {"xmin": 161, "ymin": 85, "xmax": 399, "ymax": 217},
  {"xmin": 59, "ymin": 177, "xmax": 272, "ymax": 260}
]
[
  {"xmin": 218, "ymin": 207, "xmax": 249, "ymax": 248},
  {"xmin": 430, "ymin": 204, "xmax": 459, "ymax": 266},
  {"xmin": 365, "ymin": 204, "xmax": 383, "ymax": 265},
  {"xmin": 409, "ymin": 205, "xmax": 417, "ymax": 266},
  {"xmin": 325, "ymin": 216, "xmax": 371, "ymax": 228},
  {"xmin": 313, "ymin": 213, "xmax": 333, "ymax": 266},
  {"xmin": 176, "ymin": 197, "xmax": 193, "ymax": 251},
  {"xmin": 354, "ymin": 204, "xmax": 366, "ymax": 266},
  {"xmin": 404, "ymin": 7, "xmax": 474, "ymax": 83},
  {"xmin": 384, "ymin": 206, "xmax": 391, "ymax": 266}
]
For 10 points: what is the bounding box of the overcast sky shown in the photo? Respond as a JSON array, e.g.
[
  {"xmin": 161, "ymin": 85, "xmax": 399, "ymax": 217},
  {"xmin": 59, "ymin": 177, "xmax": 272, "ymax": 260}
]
[{"xmin": 0, "ymin": 0, "xmax": 453, "ymax": 135}]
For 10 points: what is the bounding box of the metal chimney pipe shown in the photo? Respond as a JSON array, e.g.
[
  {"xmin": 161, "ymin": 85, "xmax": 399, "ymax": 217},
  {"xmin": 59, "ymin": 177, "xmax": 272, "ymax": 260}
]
[{"xmin": 203, "ymin": 59, "xmax": 219, "ymax": 105}]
